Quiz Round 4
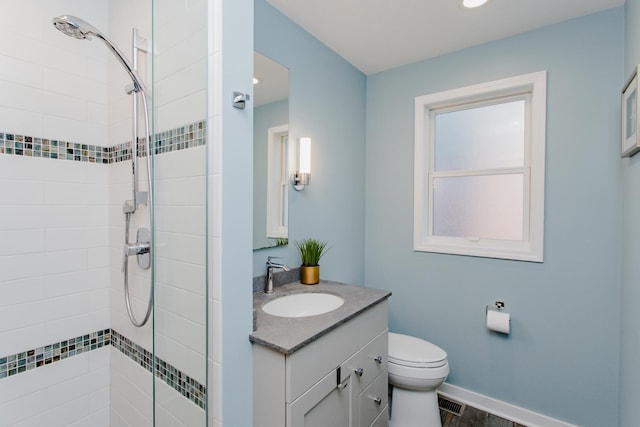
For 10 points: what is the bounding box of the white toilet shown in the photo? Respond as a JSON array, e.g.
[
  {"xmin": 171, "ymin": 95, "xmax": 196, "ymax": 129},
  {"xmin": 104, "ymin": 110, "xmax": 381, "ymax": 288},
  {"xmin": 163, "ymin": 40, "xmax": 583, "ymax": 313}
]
[{"xmin": 388, "ymin": 332, "xmax": 450, "ymax": 427}]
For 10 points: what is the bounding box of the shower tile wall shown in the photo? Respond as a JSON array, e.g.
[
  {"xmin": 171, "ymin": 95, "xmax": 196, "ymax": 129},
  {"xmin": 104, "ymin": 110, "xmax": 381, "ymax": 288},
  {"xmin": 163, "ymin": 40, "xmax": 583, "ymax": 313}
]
[
  {"xmin": 1, "ymin": 0, "xmax": 210, "ymax": 426},
  {"xmin": 153, "ymin": 0, "xmax": 208, "ymax": 398},
  {"xmin": 0, "ymin": 1, "xmax": 111, "ymax": 424},
  {"xmin": 106, "ymin": 0, "xmax": 209, "ymax": 426},
  {"xmin": 208, "ymin": 0, "xmax": 224, "ymax": 425}
]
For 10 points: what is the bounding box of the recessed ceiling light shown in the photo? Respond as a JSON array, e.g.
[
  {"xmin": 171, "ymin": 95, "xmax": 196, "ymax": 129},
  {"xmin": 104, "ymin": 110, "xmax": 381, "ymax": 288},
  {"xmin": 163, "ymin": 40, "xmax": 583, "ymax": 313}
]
[
  {"xmin": 462, "ymin": 0, "xmax": 489, "ymax": 8},
  {"xmin": 253, "ymin": 77, "xmax": 261, "ymax": 85}
]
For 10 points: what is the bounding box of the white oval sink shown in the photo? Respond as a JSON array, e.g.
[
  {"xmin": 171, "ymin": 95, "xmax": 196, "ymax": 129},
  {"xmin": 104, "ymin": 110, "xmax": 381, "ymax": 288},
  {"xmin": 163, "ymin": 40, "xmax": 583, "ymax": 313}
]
[{"xmin": 262, "ymin": 293, "xmax": 344, "ymax": 318}]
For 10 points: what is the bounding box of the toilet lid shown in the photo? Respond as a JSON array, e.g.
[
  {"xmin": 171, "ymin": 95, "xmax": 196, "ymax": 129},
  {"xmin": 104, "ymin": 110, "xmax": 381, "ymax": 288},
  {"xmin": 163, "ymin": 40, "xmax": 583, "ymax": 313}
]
[{"xmin": 388, "ymin": 332, "xmax": 448, "ymax": 368}]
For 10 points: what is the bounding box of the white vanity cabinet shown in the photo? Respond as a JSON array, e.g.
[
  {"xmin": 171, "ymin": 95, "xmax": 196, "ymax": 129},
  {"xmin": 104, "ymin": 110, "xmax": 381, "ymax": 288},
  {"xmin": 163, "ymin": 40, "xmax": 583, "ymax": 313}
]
[{"xmin": 253, "ymin": 301, "xmax": 389, "ymax": 427}]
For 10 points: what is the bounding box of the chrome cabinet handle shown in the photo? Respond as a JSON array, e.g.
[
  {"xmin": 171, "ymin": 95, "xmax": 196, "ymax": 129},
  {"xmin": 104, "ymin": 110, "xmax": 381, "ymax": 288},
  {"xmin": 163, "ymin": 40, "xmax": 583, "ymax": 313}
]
[
  {"xmin": 373, "ymin": 356, "xmax": 383, "ymax": 364},
  {"xmin": 371, "ymin": 396, "xmax": 382, "ymax": 406},
  {"xmin": 354, "ymin": 367, "xmax": 364, "ymax": 376}
]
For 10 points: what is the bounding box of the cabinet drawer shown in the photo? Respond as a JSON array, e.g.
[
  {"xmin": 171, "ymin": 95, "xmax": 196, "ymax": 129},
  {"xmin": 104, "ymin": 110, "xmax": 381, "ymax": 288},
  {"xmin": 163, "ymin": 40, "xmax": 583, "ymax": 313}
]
[
  {"xmin": 286, "ymin": 302, "xmax": 388, "ymax": 402},
  {"xmin": 356, "ymin": 330, "xmax": 388, "ymax": 390},
  {"xmin": 369, "ymin": 406, "xmax": 389, "ymax": 427},
  {"xmin": 359, "ymin": 369, "xmax": 388, "ymax": 427}
]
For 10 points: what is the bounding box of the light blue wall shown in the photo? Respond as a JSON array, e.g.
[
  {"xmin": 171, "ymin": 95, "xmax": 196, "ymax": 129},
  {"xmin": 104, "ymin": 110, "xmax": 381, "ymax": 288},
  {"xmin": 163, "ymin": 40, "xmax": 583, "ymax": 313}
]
[
  {"xmin": 620, "ymin": 1, "xmax": 640, "ymax": 425},
  {"xmin": 365, "ymin": 9, "xmax": 623, "ymax": 427},
  {"xmin": 252, "ymin": 0, "xmax": 367, "ymax": 283},
  {"xmin": 220, "ymin": 0, "xmax": 254, "ymax": 425}
]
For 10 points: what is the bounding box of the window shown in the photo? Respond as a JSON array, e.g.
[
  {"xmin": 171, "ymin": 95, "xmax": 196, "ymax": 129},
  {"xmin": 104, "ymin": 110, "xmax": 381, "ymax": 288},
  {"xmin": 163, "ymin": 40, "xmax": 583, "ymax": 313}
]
[
  {"xmin": 266, "ymin": 125, "xmax": 289, "ymax": 239},
  {"xmin": 414, "ymin": 71, "xmax": 546, "ymax": 262}
]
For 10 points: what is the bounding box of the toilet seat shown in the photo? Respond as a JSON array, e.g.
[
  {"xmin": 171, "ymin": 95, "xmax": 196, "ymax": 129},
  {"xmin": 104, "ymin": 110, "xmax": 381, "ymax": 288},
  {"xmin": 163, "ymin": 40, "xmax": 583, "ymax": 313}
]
[{"xmin": 388, "ymin": 332, "xmax": 447, "ymax": 369}]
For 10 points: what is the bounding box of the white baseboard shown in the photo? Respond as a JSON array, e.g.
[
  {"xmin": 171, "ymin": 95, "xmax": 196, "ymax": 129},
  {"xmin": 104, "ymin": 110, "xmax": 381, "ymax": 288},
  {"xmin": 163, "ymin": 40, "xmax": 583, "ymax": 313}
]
[{"xmin": 437, "ymin": 383, "xmax": 577, "ymax": 427}]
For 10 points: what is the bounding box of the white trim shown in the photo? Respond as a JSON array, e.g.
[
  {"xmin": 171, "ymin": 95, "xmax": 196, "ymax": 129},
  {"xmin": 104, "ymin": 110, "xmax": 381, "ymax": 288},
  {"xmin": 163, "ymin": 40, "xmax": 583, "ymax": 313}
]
[
  {"xmin": 437, "ymin": 383, "xmax": 577, "ymax": 427},
  {"xmin": 413, "ymin": 71, "xmax": 546, "ymax": 262},
  {"xmin": 266, "ymin": 124, "xmax": 289, "ymax": 239}
]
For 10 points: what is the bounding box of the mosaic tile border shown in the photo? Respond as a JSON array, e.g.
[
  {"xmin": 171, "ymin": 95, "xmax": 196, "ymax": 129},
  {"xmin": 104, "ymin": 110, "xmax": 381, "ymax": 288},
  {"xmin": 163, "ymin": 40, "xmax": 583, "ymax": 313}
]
[
  {"xmin": 0, "ymin": 328, "xmax": 206, "ymax": 410},
  {"xmin": 0, "ymin": 330, "xmax": 110, "ymax": 378},
  {"xmin": 110, "ymin": 329, "xmax": 206, "ymax": 409},
  {"xmin": 0, "ymin": 119, "xmax": 206, "ymax": 164}
]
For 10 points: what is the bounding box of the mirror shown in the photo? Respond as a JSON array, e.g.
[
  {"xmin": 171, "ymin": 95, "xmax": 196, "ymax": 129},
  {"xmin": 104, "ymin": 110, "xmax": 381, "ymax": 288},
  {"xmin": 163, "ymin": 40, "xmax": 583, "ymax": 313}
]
[{"xmin": 253, "ymin": 52, "xmax": 290, "ymax": 250}]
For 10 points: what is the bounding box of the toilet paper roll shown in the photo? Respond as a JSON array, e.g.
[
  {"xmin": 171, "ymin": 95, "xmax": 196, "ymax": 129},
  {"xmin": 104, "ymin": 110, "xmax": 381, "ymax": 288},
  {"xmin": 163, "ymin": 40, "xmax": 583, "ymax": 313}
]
[{"xmin": 486, "ymin": 310, "xmax": 510, "ymax": 334}]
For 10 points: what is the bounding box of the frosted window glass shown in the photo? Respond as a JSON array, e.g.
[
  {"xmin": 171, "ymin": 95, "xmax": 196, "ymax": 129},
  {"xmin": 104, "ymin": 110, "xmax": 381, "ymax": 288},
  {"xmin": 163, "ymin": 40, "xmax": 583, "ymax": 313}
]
[
  {"xmin": 434, "ymin": 100, "xmax": 525, "ymax": 171},
  {"xmin": 433, "ymin": 174, "xmax": 524, "ymax": 241}
]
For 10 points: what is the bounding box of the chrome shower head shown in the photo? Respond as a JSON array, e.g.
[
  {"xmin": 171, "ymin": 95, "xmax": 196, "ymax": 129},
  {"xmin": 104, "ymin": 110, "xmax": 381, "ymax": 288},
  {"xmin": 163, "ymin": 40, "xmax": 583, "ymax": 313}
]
[
  {"xmin": 52, "ymin": 15, "xmax": 99, "ymax": 40},
  {"xmin": 52, "ymin": 15, "xmax": 146, "ymax": 92}
]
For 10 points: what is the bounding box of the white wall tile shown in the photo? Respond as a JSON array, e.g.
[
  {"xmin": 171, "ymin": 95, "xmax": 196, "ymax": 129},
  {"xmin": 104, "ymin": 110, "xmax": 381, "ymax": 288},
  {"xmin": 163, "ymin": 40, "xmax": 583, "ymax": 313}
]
[
  {"xmin": 0, "ymin": 389, "xmax": 48, "ymax": 427},
  {"xmin": 0, "ymin": 277, "xmax": 46, "ymax": 307},
  {"xmin": 155, "ymin": 146, "xmax": 206, "ymax": 180},
  {"xmin": 210, "ymin": 114, "xmax": 222, "ymax": 174},
  {"xmin": 44, "ymin": 67, "xmax": 108, "ymax": 105},
  {"xmin": 46, "ymin": 309, "xmax": 109, "ymax": 345},
  {"xmin": 155, "ymin": 27, "xmax": 208, "ymax": 81},
  {"xmin": 43, "ymin": 367, "xmax": 109, "ymax": 417},
  {"xmin": 0, "ymin": 351, "xmax": 90, "ymax": 405},
  {"xmin": 156, "ymin": 283, "xmax": 206, "ymax": 325},
  {"xmin": 155, "ymin": 59, "xmax": 207, "ymax": 108},
  {"xmin": 45, "ymin": 270, "xmax": 107, "ymax": 298},
  {"xmin": 155, "ymin": 308, "xmax": 206, "ymax": 356},
  {"xmin": 44, "ymin": 116, "xmax": 109, "ymax": 147},
  {"xmin": 156, "ymin": 232, "xmax": 206, "ymax": 265},
  {"xmin": 211, "ymin": 174, "xmax": 223, "ymax": 238},
  {"xmin": 109, "ymin": 348, "xmax": 153, "ymax": 426},
  {"xmin": 156, "ymin": 206, "xmax": 206, "ymax": 235},
  {"xmin": 0, "ymin": 253, "xmax": 47, "ymax": 282},
  {"xmin": 155, "ymin": 333, "xmax": 206, "ymax": 384},
  {"xmin": 156, "ymin": 258, "xmax": 206, "ymax": 296},
  {"xmin": 0, "ymin": 180, "xmax": 45, "ymax": 205},
  {"xmin": 88, "ymin": 247, "xmax": 110, "ymax": 269},
  {"xmin": 154, "ymin": 176, "xmax": 207, "ymax": 207},
  {"xmin": 44, "ymin": 228, "xmax": 86, "ymax": 252},
  {"xmin": 68, "ymin": 408, "xmax": 110, "ymax": 427},
  {"xmin": 212, "ymin": 361, "xmax": 222, "ymax": 424},
  {"xmin": 89, "ymin": 386, "xmax": 110, "ymax": 413},
  {"xmin": 208, "ymin": 237, "xmax": 222, "ymax": 301},
  {"xmin": 44, "ymin": 182, "xmax": 109, "ymax": 206},
  {"xmin": 0, "ymin": 106, "xmax": 44, "ymax": 137},
  {"xmin": 0, "ymin": 54, "xmax": 45, "ymax": 89},
  {"xmin": 155, "ymin": 90, "xmax": 207, "ymax": 133},
  {"xmin": 14, "ymin": 397, "xmax": 90, "ymax": 427},
  {"xmin": 0, "ymin": 230, "xmax": 46, "ymax": 256},
  {"xmin": 0, "ymin": 80, "xmax": 87, "ymax": 122},
  {"xmin": 43, "ymin": 249, "xmax": 88, "ymax": 275},
  {"xmin": 0, "ymin": 325, "xmax": 46, "ymax": 358},
  {"xmin": 155, "ymin": 379, "xmax": 206, "ymax": 427}
]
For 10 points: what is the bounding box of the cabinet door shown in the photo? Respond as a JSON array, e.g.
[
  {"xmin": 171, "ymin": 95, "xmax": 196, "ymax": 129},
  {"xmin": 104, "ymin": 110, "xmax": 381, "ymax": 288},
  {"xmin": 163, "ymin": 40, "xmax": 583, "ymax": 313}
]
[
  {"xmin": 288, "ymin": 368, "xmax": 357, "ymax": 427},
  {"xmin": 359, "ymin": 369, "xmax": 388, "ymax": 427}
]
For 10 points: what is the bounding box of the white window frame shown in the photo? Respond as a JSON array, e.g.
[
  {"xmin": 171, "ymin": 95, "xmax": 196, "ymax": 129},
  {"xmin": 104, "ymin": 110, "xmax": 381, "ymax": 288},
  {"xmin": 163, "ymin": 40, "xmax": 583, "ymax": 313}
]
[
  {"xmin": 413, "ymin": 71, "xmax": 547, "ymax": 262},
  {"xmin": 266, "ymin": 124, "xmax": 289, "ymax": 239}
]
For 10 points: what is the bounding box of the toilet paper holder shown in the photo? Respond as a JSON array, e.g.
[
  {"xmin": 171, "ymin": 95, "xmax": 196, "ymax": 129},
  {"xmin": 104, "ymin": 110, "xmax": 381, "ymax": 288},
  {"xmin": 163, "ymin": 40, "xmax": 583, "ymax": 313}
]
[
  {"xmin": 486, "ymin": 300, "xmax": 505, "ymax": 313},
  {"xmin": 485, "ymin": 300, "xmax": 511, "ymax": 335}
]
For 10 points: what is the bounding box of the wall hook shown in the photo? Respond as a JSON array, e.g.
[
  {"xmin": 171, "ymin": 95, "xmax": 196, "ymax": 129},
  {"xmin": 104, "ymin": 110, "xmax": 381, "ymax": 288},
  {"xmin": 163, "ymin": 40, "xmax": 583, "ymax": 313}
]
[{"xmin": 232, "ymin": 91, "xmax": 250, "ymax": 109}]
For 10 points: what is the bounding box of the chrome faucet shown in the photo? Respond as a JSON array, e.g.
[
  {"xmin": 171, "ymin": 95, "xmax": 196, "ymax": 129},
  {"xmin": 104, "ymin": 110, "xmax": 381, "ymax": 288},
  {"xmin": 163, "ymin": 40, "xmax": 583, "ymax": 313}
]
[{"xmin": 266, "ymin": 256, "xmax": 290, "ymax": 294}]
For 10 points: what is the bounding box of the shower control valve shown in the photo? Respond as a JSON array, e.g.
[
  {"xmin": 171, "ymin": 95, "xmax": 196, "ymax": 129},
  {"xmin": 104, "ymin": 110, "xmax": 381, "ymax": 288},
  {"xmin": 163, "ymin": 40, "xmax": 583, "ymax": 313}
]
[
  {"xmin": 121, "ymin": 228, "xmax": 151, "ymax": 271},
  {"xmin": 124, "ymin": 241, "xmax": 150, "ymax": 257},
  {"xmin": 122, "ymin": 200, "xmax": 135, "ymax": 214}
]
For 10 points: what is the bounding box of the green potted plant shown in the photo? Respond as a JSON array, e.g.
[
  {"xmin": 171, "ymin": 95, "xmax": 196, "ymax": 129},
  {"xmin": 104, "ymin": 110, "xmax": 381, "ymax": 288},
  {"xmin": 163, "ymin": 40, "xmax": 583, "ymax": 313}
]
[{"xmin": 295, "ymin": 238, "xmax": 329, "ymax": 285}]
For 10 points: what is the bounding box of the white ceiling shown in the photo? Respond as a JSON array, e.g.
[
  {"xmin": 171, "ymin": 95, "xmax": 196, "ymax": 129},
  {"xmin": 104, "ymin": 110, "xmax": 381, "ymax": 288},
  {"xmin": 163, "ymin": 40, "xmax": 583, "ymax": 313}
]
[
  {"xmin": 266, "ymin": 0, "xmax": 625, "ymax": 75},
  {"xmin": 254, "ymin": 52, "xmax": 289, "ymax": 107}
]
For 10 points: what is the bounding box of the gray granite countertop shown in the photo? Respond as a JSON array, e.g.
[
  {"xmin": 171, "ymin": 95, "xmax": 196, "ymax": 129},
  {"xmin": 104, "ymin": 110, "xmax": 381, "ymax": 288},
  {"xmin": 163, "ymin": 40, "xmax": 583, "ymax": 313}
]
[{"xmin": 250, "ymin": 280, "xmax": 391, "ymax": 355}]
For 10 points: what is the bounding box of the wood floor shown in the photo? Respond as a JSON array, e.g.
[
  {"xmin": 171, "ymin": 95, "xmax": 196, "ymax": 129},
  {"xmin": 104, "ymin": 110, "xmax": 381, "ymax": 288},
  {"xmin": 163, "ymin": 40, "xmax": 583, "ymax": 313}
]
[{"xmin": 440, "ymin": 406, "xmax": 528, "ymax": 427}]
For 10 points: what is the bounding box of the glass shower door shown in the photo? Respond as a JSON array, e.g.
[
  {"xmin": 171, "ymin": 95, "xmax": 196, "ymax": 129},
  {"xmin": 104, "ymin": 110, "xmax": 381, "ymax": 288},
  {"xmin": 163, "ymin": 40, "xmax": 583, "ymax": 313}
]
[{"xmin": 151, "ymin": 0, "xmax": 209, "ymax": 425}]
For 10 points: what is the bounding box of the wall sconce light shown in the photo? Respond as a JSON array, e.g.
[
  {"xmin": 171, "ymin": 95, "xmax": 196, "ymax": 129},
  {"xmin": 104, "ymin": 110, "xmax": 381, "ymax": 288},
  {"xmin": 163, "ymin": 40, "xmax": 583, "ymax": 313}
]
[{"xmin": 291, "ymin": 137, "xmax": 311, "ymax": 191}]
